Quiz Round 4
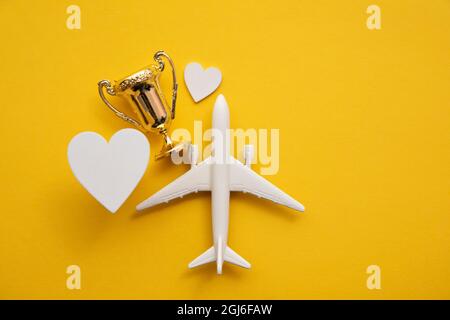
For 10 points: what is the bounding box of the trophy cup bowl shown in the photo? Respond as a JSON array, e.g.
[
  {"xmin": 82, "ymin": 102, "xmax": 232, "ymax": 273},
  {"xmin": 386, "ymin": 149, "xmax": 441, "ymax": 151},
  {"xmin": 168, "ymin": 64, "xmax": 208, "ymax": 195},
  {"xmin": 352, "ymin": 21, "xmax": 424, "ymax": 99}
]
[{"xmin": 98, "ymin": 51, "xmax": 184, "ymax": 160}]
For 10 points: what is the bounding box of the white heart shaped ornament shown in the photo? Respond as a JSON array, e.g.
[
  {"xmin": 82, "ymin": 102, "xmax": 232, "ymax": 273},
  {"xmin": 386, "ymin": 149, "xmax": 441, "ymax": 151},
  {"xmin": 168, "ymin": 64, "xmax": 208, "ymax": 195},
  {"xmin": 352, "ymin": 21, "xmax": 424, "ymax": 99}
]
[
  {"xmin": 68, "ymin": 129, "xmax": 150, "ymax": 213},
  {"xmin": 184, "ymin": 62, "xmax": 222, "ymax": 102}
]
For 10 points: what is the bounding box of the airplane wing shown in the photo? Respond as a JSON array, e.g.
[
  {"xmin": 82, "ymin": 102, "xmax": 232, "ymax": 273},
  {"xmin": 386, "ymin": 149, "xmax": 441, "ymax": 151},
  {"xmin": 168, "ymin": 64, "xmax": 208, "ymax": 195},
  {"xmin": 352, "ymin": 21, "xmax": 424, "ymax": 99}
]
[
  {"xmin": 136, "ymin": 158, "xmax": 212, "ymax": 210},
  {"xmin": 229, "ymin": 158, "xmax": 304, "ymax": 212}
]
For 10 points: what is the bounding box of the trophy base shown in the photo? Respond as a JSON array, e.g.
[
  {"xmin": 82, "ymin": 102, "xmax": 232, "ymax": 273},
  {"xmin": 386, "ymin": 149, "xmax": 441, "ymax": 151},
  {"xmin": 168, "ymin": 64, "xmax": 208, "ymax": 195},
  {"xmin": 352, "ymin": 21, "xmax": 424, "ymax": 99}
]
[{"xmin": 155, "ymin": 142, "xmax": 186, "ymax": 160}]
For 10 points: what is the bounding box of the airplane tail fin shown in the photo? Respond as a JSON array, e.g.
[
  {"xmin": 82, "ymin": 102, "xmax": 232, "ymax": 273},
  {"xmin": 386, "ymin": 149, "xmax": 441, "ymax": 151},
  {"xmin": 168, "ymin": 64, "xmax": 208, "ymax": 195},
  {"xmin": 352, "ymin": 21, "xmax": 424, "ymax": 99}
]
[{"xmin": 188, "ymin": 245, "xmax": 251, "ymax": 274}]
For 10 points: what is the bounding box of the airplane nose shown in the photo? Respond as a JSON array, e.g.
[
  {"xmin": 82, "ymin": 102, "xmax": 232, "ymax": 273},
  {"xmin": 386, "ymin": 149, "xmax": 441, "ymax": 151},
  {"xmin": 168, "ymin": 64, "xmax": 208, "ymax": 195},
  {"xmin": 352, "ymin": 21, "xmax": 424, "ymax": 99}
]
[
  {"xmin": 212, "ymin": 94, "xmax": 230, "ymax": 133},
  {"xmin": 215, "ymin": 94, "xmax": 226, "ymax": 105},
  {"xmin": 213, "ymin": 94, "xmax": 228, "ymax": 114}
]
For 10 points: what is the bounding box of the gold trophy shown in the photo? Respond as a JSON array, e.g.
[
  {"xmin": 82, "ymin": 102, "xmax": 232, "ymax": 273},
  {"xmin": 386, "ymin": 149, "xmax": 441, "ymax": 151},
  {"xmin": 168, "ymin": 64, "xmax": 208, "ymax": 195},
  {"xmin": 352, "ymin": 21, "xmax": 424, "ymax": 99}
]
[{"xmin": 98, "ymin": 51, "xmax": 184, "ymax": 159}]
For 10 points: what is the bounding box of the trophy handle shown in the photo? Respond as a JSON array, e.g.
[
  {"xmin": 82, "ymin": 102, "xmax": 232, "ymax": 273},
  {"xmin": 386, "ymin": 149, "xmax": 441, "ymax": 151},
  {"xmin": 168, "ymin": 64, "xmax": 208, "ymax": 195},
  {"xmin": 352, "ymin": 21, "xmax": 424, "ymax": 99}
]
[
  {"xmin": 154, "ymin": 51, "xmax": 178, "ymax": 119},
  {"xmin": 97, "ymin": 80, "xmax": 142, "ymax": 129}
]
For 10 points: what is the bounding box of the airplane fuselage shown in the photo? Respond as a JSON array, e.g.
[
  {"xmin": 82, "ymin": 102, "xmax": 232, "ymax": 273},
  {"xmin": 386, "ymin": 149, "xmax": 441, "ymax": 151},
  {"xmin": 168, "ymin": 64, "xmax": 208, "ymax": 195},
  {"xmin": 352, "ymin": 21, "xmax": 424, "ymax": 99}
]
[
  {"xmin": 211, "ymin": 96, "xmax": 231, "ymax": 274},
  {"xmin": 136, "ymin": 94, "xmax": 304, "ymax": 274}
]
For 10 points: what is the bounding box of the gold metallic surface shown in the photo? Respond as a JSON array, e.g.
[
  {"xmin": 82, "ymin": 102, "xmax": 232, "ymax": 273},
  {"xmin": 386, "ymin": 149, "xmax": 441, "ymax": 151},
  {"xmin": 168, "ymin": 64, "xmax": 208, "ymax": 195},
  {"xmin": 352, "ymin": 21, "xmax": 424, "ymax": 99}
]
[{"xmin": 98, "ymin": 51, "xmax": 182, "ymax": 159}]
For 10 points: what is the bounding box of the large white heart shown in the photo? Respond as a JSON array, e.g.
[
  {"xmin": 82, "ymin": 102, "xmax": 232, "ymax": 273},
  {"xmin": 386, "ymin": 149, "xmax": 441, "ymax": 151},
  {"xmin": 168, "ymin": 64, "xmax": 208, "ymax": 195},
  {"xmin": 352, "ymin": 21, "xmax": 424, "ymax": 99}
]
[
  {"xmin": 67, "ymin": 129, "xmax": 150, "ymax": 213},
  {"xmin": 184, "ymin": 62, "xmax": 222, "ymax": 102}
]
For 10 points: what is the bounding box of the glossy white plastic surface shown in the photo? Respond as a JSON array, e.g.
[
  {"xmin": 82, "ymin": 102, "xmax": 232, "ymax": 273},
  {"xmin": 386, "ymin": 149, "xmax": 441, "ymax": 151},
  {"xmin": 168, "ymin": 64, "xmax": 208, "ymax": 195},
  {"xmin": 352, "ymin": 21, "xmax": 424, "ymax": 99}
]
[{"xmin": 137, "ymin": 94, "xmax": 304, "ymax": 273}]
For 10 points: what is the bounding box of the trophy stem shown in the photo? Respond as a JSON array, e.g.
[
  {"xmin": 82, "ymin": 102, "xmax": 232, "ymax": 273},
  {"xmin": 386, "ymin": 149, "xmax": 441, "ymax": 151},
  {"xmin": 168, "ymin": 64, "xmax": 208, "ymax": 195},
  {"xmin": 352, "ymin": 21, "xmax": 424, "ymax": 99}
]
[{"xmin": 155, "ymin": 127, "xmax": 184, "ymax": 160}]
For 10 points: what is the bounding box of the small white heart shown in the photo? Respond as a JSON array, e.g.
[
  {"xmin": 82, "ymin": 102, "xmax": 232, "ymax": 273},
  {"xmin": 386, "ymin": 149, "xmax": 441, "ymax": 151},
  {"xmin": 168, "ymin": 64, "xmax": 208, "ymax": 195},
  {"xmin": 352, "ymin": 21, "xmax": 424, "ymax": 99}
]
[
  {"xmin": 184, "ymin": 62, "xmax": 222, "ymax": 102},
  {"xmin": 68, "ymin": 129, "xmax": 150, "ymax": 213}
]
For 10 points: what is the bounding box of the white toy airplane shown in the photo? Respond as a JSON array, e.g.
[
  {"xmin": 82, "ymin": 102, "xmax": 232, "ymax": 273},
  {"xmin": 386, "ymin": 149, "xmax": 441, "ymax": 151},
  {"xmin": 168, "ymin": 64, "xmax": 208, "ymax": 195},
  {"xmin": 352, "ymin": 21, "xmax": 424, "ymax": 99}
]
[{"xmin": 136, "ymin": 94, "xmax": 304, "ymax": 274}]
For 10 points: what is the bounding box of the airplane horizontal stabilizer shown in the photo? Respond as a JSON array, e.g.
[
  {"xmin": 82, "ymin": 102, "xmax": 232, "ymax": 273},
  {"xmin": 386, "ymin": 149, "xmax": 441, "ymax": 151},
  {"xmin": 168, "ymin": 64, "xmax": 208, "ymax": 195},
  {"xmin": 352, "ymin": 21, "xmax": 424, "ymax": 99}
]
[
  {"xmin": 188, "ymin": 246, "xmax": 215, "ymax": 268},
  {"xmin": 188, "ymin": 245, "xmax": 251, "ymax": 270},
  {"xmin": 224, "ymin": 246, "xmax": 251, "ymax": 269}
]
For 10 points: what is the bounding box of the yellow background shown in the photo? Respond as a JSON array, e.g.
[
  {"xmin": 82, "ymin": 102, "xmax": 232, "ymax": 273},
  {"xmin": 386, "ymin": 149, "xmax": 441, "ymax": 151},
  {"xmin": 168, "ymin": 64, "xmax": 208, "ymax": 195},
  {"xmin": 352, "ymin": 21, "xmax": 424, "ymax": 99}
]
[{"xmin": 0, "ymin": 0, "xmax": 449, "ymax": 299}]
